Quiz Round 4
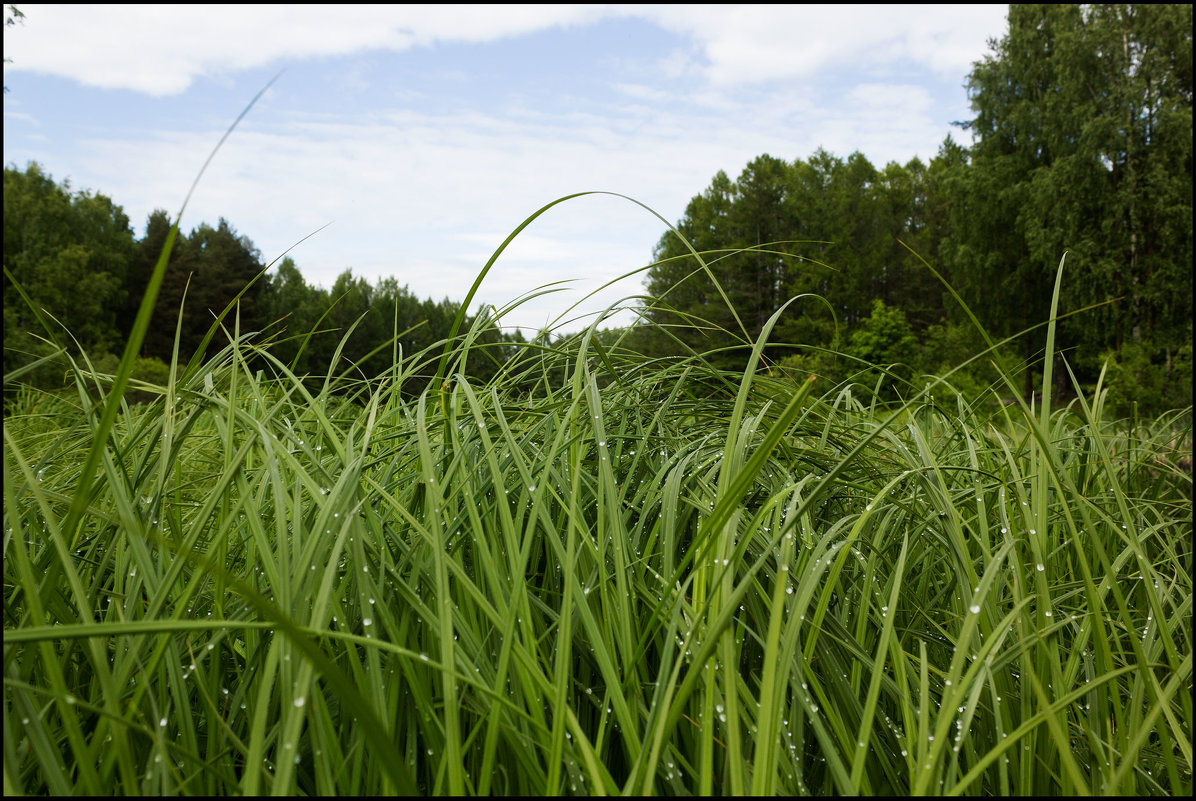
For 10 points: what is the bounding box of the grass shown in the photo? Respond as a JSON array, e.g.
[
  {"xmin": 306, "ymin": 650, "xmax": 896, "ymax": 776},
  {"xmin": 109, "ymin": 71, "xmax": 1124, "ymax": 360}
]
[{"xmin": 3, "ymin": 91, "xmax": 1193, "ymax": 795}]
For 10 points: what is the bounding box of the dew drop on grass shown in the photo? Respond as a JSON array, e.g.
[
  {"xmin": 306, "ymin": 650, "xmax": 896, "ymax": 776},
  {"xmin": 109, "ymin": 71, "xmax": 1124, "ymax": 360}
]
[
  {"xmin": 159, "ymin": 718, "xmax": 167, "ymax": 728},
  {"xmin": 293, "ymin": 697, "xmax": 305, "ymax": 707},
  {"xmin": 969, "ymin": 604, "xmax": 981, "ymax": 614},
  {"xmin": 1036, "ymin": 563, "xmax": 1045, "ymax": 572},
  {"xmin": 420, "ymin": 653, "xmax": 429, "ymax": 661}
]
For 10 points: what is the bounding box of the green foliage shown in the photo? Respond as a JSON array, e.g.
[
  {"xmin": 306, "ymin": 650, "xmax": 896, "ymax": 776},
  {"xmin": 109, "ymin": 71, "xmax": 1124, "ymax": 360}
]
[
  {"xmin": 946, "ymin": 3, "xmax": 1193, "ymax": 396},
  {"xmin": 640, "ymin": 3, "xmax": 1191, "ymax": 414},
  {"xmin": 645, "ymin": 150, "xmax": 937, "ymax": 372},
  {"xmin": 4, "ymin": 275, "xmax": 1191, "ymax": 795},
  {"xmin": 848, "ymin": 300, "xmax": 918, "ymax": 369},
  {"xmin": 4, "ymin": 163, "xmax": 135, "ymax": 387},
  {"xmin": 917, "ymin": 320, "xmax": 1001, "ymax": 401},
  {"xmin": 89, "ymin": 353, "xmax": 171, "ymax": 406},
  {"xmin": 128, "ymin": 210, "xmax": 268, "ymax": 364},
  {"xmin": 1101, "ymin": 335, "xmax": 1194, "ymax": 419}
]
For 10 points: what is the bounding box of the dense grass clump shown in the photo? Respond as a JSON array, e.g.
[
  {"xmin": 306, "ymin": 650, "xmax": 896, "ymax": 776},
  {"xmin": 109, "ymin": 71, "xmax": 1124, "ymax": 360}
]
[{"xmin": 3, "ymin": 292, "xmax": 1192, "ymax": 794}]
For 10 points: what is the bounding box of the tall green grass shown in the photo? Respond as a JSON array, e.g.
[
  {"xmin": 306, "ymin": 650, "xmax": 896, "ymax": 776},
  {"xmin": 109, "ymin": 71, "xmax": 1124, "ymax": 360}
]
[{"xmin": 4, "ymin": 92, "xmax": 1192, "ymax": 795}]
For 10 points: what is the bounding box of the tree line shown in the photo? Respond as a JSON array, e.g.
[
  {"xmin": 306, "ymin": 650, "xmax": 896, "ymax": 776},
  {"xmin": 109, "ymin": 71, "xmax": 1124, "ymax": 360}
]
[
  {"xmin": 637, "ymin": 3, "xmax": 1191, "ymax": 415},
  {"xmin": 4, "ymin": 4, "xmax": 1191, "ymax": 416},
  {"xmin": 3, "ymin": 165, "xmax": 522, "ymax": 403}
]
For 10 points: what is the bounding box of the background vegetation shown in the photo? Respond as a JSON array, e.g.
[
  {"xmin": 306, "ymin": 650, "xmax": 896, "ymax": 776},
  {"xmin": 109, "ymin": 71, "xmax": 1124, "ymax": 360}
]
[{"xmin": 4, "ymin": 4, "xmax": 1193, "ymax": 418}]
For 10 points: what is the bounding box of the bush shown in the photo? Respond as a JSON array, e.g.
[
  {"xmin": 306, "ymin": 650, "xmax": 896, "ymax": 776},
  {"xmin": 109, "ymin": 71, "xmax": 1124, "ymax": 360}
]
[
  {"xmin": 1102, "ymin": 338, "xmax": 1194, "ymax": 419},
  {"xmin": 90, "ymin": 352, "xmax": 172, "ymax": 406}
]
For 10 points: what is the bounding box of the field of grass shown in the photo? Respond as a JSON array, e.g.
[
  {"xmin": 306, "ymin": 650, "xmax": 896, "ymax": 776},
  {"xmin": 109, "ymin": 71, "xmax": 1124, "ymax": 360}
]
[
  {"xmin": 3, "ymin": 96, "xmax": 1192, "ymax": 795},
  {"xmin": 4, "ymin": 282, "xmax": 1192, "ymax": 794}
]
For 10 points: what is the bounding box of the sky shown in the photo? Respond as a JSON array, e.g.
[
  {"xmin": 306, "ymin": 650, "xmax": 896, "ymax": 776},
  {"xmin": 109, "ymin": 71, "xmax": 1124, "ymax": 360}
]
[{"xmin": 3, "ymin": 4, "xmax": 1010, "ymax": 335}]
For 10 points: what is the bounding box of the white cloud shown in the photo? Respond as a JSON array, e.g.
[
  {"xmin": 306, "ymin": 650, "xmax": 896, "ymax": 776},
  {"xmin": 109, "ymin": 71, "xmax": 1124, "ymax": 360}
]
[
  {"xmin": 2, "ymin": 4, "xmax": 610, "ymax": 95},
  {"xmin": 3, "ymin": 109, "xmax": 39, "ymax": 125},
  {"xmin": 59, "ymin": 71, "xmax": 954, "ymax": 332},
  {"xmin": 640, "ymin": 5, "xmax": 1008, "ymax": 85},
  {"xmin": 5, "ymin": 5, "xmax": 1008, "ymax": 96}
]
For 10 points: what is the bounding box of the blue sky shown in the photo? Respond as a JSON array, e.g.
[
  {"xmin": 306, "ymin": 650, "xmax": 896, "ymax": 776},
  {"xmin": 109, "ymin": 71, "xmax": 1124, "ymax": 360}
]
[{"xmin": 3, "ymin": 4, "xmax": 1010, "ymax": 334}]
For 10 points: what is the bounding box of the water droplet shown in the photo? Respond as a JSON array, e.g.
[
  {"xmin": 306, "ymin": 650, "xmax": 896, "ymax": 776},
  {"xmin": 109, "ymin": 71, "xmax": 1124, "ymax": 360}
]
[{"xmin": 293, "ymin": 697, "xmax": 305, "ymax": 707}]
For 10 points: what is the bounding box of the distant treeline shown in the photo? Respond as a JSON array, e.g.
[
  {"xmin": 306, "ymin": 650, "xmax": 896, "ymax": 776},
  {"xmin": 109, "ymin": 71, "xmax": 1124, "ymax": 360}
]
[
  {"xmin": 4, "ymin": 4, "xmax": 1191, "ymax": 416},
  {"xmin": 3, "ymin": 167, "xmax": 525, "ymax": 401}
]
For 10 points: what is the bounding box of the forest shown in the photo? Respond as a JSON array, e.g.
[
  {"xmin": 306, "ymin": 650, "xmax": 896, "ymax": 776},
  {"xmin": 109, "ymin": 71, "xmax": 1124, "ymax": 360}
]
[{"xmin": 4, "ymin": 4, "xmax": 1191, "ymax": 417}]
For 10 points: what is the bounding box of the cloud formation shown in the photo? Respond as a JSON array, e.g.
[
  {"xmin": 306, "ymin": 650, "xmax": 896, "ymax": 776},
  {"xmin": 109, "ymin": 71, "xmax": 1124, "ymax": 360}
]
[
  {"xmin": 5, "ymin": 5, "xmax": 1007, "ymax": 95},
  {"xmin": 3, "ymin": 5, "xmax": 607, "ymax": 95}
]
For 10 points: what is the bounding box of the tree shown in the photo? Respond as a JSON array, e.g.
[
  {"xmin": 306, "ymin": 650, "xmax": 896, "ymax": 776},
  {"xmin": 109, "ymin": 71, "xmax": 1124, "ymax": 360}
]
[
  {"xmin": 4, "ymin": 163, "xmax": 135, "ymax": 385},
  {"xmin": 4, "ymin": 5, "xmax": 25, "ymax": 94},
  {"xmin": 131, "ymin": 214, "xmax": 268, "ymax": 364},
  {"xmin": 954, "ymin": 3, "xmax": 1192, "ymax": 403},
  {"xmin": 643, "ymin": 149, "xmax": 941, "ymax": 372}
]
